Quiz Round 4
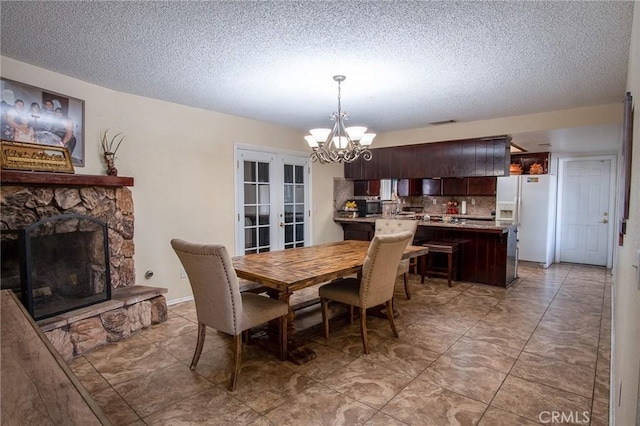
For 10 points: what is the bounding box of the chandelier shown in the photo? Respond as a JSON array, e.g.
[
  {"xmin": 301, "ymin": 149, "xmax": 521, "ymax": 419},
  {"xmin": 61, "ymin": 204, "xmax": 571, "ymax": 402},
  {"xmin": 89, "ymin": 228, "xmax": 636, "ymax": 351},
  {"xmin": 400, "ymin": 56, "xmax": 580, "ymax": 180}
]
[{"xmin": 305, "ymin": 75, "xmax": 375, "ymax": 163}]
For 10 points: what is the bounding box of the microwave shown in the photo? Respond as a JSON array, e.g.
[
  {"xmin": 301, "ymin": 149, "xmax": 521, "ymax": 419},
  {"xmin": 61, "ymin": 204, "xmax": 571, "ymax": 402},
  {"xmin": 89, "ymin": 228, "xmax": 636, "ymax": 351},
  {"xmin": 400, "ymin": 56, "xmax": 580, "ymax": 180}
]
[{"xmin": 355, "ymin": 199, "xmax": 382, "ymax": 217}]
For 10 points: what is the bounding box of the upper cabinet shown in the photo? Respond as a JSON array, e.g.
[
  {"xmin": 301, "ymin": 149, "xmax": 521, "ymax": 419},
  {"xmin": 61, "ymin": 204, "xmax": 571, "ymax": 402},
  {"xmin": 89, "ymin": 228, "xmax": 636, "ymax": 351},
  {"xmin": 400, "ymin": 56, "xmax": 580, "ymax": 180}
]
[
  {"xmin": 397, "ymin": 179, "xmax": 423, "ymax": 196},
  {"xmin": 466, "ymin": 177, "xmax": 497, "ymax": 196},
  {"xmin": 510, "ymin": 152, "xmax": 550, "ymax": 175},
  {"xmin": 344, "ymin": 135, "xmax": 511, "ymax": 179},
  {"xmin": 353, "ymin": 180, "xmax": 380, "ymax": 196}
]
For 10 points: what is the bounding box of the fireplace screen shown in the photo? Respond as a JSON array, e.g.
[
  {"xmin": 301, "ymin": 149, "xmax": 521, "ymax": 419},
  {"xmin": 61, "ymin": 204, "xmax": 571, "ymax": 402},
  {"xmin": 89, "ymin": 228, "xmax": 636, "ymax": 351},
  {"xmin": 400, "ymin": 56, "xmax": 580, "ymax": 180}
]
[{"xmin": 0, "ymin": 214, "xmax": 111, "ymax": 320}]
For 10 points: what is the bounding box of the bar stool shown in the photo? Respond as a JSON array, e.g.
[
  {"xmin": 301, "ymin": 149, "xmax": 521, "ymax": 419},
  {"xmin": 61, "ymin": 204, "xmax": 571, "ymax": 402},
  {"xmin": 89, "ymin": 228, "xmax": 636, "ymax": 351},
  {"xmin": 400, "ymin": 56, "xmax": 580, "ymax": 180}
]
[{"xmin": 420, "ymin": 241, "xmax": 460, "ymax": 287}]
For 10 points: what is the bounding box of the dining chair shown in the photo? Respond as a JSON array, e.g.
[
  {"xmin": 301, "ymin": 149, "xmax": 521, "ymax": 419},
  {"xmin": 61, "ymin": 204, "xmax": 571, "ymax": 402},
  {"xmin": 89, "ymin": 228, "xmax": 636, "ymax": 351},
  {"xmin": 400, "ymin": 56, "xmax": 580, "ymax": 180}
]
[
  {"xmin": 170, "ymin": 239, "xmax": 288, "ymax": 391},
  {"xmin": 374, "ymin": 219, "xmax": 418, "ymax": 299},
  {"xmin": 319, "ymin": 231, "xmax": 414, "ymax": 354}
]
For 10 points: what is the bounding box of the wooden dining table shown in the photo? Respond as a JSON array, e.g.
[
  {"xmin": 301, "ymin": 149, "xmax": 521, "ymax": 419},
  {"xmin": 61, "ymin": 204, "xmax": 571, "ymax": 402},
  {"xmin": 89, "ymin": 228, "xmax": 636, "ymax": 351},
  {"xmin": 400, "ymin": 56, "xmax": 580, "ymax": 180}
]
[{"xmin": 232, "ymin": 240, "xmax": 429, "ymax": 363}]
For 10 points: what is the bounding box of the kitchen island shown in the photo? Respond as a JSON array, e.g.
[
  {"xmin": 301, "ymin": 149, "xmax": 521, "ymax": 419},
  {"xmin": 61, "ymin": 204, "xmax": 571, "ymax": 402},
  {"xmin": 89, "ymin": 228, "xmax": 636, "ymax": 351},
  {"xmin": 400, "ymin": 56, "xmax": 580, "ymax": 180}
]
[{"xmin": 334, "ymin": 217, "xmax": 518, "ymax": 288}]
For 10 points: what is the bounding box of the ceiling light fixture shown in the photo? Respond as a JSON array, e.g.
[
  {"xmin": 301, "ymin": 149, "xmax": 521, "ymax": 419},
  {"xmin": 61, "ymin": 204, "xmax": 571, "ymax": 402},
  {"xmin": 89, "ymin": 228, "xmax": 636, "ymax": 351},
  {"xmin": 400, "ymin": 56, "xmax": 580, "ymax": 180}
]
[{"xmin": 305, "ymin": 75, "xmax": 375, "ymax": 164}]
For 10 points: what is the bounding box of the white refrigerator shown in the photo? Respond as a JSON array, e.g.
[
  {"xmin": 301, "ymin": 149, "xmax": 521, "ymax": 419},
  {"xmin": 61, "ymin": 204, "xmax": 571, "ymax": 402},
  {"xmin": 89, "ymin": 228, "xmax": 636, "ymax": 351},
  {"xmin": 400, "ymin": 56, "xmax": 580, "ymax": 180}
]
[{"xmin": 496, "ymin": 175, "xmax": 557, "ymax": 268}]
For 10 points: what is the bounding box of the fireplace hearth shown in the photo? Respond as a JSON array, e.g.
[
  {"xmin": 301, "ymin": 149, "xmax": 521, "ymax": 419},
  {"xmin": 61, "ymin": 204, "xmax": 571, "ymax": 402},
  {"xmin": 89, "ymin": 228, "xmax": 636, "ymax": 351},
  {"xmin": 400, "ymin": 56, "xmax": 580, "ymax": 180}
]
[{"xmin": 1, "ymin": 214, "xmax": 111, "ymax": 320}]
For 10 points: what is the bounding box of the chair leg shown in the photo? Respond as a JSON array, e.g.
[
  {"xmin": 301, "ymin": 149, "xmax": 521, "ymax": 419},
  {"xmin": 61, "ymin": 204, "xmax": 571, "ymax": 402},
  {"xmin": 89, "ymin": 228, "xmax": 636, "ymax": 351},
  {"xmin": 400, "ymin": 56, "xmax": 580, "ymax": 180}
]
[
  {"xmin": 403, "ymin": 273, "xmax": 411, "ymax": 299},
  {"xmin": 321, "ymin": 297, "xmax": 330, "ymax": 339},
  {"xmin": 359, "ymin": 307, "xmax": 369, "ymax": 354},
  {"xmin": 229, "ymin": 333, "xmax": 242, "ymax": 392},
  {"xmin": 190, "ymin": 322, "xmax": 207, "ymax": 370},
  {"xmin": 349, "ymin": 305, "xmax": 354, "ymax": 324},
  {"xmin": 386, "ymin": 299, "xmax": 399, "ymax": 338},
  {"xmin": 280, "ymin": 315, "xmax": 288, "ymax": 361}
]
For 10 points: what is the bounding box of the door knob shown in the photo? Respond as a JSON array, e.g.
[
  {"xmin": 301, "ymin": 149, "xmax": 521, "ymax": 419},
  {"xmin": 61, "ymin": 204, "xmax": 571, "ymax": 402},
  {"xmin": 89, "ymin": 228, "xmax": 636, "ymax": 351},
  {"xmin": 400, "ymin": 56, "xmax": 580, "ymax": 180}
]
[
  {"xmin": 599, "ymin": 219, "xmax": 608, "ymax": 224},
  {"xmin": 279, "ymin": 222, "xmax": 285, "ymax": 228}
]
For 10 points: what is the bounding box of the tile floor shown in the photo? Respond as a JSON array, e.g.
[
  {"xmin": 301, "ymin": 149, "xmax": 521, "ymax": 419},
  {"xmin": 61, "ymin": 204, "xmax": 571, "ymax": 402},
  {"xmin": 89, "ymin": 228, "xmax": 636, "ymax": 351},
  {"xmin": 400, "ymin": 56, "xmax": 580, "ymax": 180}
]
[{"xmin": 70, "ymin": 263, "xmax": 611, "ymax": 425}]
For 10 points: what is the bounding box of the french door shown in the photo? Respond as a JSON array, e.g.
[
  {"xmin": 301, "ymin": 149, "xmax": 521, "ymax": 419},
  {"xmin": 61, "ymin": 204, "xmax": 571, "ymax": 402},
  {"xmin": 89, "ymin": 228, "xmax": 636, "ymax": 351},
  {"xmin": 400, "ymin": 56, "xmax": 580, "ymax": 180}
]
[{"xmin": 235, "ymin": 147, "xmax": 311, "ymax": 255}]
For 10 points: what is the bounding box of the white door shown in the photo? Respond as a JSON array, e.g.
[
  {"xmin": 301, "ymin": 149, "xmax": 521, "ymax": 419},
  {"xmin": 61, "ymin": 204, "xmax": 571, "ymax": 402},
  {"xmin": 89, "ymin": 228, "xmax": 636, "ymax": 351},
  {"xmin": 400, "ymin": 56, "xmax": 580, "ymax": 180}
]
[
  {"xmin": 235, "ymin": 148, "xmax": 311, "ymax": 255},
  {"xmin": 558, "ymin": 158, "xmax": 612, "ymax": 266}
]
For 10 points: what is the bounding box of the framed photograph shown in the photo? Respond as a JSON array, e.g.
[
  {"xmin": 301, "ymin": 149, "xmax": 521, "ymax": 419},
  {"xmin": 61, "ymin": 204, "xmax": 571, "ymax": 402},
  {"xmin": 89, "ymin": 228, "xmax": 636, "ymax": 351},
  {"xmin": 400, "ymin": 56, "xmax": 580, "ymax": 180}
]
[
  {"xmin": 1, "ymin": 140, "xmax": 75, "ymax": 173},
  {"xmin": 1, "ymin": 78, "xmax": 85, "ymax": 166},
  {"xmin": 619, "ymin": 92, "xmax": 633, "ymax": 245}
]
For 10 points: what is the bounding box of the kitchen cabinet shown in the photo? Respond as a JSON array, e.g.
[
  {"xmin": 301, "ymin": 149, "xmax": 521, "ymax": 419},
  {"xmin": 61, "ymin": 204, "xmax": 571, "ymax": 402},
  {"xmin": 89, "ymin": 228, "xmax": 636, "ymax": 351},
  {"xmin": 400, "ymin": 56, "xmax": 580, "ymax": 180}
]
[
  {"xmin": 397, "ymin": 179, "xmax": 422, "ymax": 196},
  {"xmin": 442, "ymin": 178, "xmax": 467, "ymax": 196},
  {"xmin": 344, "ymin": 135, "xmax": 511, "ymax": 180},
  {"xmin": 511, "ymin": 152, "xmax": 549, "ymax": 175},
  {"xmin": 341, "ymin": 222, "xmax": 375, "ymax": 241},
  {"xmin": 467, "ymin": 177, "xmax": 497, "ymax": 196},
  {"xmin": 353, "ymin": 180, "xmax": 380, "ymax": 197},
  {"xmin": 422, "ymin": 178, "xmax": 442, "ymax": 196}
]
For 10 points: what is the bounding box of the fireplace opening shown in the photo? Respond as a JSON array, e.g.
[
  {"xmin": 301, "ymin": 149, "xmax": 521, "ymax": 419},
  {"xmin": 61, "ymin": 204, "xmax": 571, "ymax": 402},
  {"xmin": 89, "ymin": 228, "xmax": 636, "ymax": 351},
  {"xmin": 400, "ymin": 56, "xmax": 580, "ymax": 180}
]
[{"xmin": 0, "ymin": 214, "xmax": 111, "ymax": 320}]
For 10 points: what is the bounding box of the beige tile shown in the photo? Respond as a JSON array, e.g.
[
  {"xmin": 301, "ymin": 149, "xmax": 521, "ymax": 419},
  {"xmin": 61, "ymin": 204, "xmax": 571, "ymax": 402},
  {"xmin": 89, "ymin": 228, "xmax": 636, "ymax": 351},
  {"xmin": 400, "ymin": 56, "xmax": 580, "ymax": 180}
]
[
  {"xmin": 464, "ymin": 320, "xmax": 534, "ymax": 351},
  {"xmin": 139, "ymin": 316, "xmax": 199, "ymax": 343},
  {"xmin": 444, "ymin": 337, "xmax": 520, "ymax": 373},
  {"xmin": 382, "ymin": 379, "xmax": 487, "ymax": 425},
  {"xmin": 402, "ymin": 321, "xmax": 462, "ymax": 353},
  {"xmin": 510, "ymin": 352, "xmax": 595, "ymax": 398},
  {"xmin": 478, "ymin": 407, "xmax": 542, "ymax": 425},
  {"xmin": 491, "ymin": 376, "xmax": 591, "ymax": 424},
  {"xmin": 158, "ymin": 328, "xmax": 230, "ymax": 361},
  {"xmin": 364, "ymin": 412, "xmax": 408, "ymax": 425},
  {"xmin": 278, "ymin": 341, "xmax": 356, "ymax": 381},
  {"xmin": 549, "ymin": 298, "xmax": 602, "ymax": 315},
  {"xmin": 226, "ymin": 358, "xmax": 316, "ymax": 414},
  {"xmin": 322, "ymin": 357, "xmax": 413, "ymax": 409},
  {"xmin": 524, "ymin": 330, "xmax": 598, "ymax": 369},
  {"xmin": 143, "ymin": 387, "xmax": 260, "ymax": 425},
  {"xmin": 590, "ymin": 399, "xmax": 609, "ymax": 426},
  {"xmin": 418, "ymin": 355, "xmax": 506, "ymax": 404},
  {"xmin": 593, "ymin": 357, "xmax": 610, "ymax": 402},
  {"xmin": 365, "ymin": 338, "xmax": 439, "ymax": 378},
  {"xmin": 68, "ymin": 356, "xmax": 111, "ymax": 394},
  {"xmin": 92, "ymin": 386, "xmax": 143, "ymax": 426},
  {"xmin": 265, "ymin": 383, "xmax": 376, "ymax": 425},
  {"xmin": 407, "ymin": 311, "xmax": 479, "ymax": 335},
  {"xmin": 84, "ymin": 333, "xmax": 179, "ymax": 385},
  {"xmin": 113, "ymin": 362, "xmax": 213, "ymax": 418},
  {"xmin": 312, "ymin": 320, "xmax": 390, "ymax": 356}
]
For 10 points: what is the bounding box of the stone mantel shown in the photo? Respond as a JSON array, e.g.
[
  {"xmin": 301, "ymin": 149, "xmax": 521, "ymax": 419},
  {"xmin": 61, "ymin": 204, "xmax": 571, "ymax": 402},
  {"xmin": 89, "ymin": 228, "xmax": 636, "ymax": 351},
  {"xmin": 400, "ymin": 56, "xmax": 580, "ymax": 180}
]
[{"xmin": 0, "ymin": 170, "xmax": 134, "ymax": 187}]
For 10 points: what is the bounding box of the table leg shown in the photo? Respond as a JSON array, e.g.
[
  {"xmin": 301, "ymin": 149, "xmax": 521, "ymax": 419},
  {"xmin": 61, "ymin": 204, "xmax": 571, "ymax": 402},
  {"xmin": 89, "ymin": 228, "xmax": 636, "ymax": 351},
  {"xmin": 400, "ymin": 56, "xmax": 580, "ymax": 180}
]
[{"xmin": 264, "ymin": 288, "xmax": 317, "ymax": 365}]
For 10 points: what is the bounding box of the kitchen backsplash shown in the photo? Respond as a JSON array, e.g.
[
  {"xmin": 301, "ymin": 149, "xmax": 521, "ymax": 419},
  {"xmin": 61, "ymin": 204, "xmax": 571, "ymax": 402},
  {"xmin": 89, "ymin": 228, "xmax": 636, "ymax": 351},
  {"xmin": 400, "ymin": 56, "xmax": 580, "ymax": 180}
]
[{"xmin": 334, "ymin": 178, "xmax": 496, "ymax": 217}]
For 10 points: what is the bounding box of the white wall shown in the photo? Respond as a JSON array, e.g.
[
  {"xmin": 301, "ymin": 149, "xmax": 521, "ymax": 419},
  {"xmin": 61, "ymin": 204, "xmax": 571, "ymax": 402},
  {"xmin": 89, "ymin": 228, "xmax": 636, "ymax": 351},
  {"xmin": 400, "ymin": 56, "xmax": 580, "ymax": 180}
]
[
  {"xmin": 0, "ymin": 56, "xmax": 344, "ymax": 302},
  {"xmin": 612, "ymin": 2, "xmax": 640, "ymax": 425},
  {"xmin": 373, "ymin": 103, "xmax": 622, "ymax": 148}
]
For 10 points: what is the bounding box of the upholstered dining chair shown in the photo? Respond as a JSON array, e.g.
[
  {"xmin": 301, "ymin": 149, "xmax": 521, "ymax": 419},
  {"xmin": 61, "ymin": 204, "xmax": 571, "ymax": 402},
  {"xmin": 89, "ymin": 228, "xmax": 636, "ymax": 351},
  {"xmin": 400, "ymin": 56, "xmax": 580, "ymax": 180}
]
[
  {"xmin": 374, "ymin": 219, "xmax": 418, "ymax": 299},
  {"xmin": 319, "ymin": 231, "xmax": 414, "ymax": 354},
  {"xmin": 170, "ymin": 239, "xmax": 288, "ymax": 391}
]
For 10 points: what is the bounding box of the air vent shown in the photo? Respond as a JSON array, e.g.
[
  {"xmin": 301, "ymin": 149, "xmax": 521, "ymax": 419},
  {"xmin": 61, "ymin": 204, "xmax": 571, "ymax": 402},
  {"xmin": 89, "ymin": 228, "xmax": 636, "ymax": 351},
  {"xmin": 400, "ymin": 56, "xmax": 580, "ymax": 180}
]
[
  {"xmin": 429, "ymin": 119, "xmax": 457, "ymax": 126},
  {"xmin": 538, "ymin": 143, "xmax": 551, "ymax": 147}
]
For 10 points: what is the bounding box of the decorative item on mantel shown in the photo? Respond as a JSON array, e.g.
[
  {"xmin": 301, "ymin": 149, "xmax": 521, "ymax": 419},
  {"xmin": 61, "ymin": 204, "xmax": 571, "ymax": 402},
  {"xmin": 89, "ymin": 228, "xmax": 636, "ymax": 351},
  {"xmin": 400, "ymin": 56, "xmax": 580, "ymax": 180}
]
[{"xmin": 100, "ymin": 129, "xmax": 125, "ymax": 176}]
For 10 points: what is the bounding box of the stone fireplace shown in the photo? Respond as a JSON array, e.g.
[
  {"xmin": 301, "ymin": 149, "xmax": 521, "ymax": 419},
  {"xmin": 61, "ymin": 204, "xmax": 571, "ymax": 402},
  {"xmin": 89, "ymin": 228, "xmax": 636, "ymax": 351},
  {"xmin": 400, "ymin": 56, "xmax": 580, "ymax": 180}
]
[
  {"xmin": 0, "ymin": 171, "xmax": 167, "ymax": 360},
  {"xmin": 2, "ymin": 214, "xmax": 112, "ymax": 320}
]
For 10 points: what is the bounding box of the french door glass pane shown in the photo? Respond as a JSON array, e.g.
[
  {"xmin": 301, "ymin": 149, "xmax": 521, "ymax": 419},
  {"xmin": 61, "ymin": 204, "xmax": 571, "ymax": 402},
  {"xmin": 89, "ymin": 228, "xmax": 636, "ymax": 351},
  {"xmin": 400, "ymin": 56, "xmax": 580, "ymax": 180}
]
[
  {"xmin": 283, "ymin": 163, "xmax": 305, "ymax": 249},
  {"xmin": 244, "ymin": 160, "xmax": 271, "ymax": 254}
]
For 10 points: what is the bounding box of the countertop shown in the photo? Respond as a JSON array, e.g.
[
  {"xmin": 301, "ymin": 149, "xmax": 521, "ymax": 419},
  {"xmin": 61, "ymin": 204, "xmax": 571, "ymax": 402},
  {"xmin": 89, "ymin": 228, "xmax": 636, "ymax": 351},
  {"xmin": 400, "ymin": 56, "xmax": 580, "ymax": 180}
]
[{"xmin": 334, "ymin": 216, "xmax": 518, "ymax": 232}]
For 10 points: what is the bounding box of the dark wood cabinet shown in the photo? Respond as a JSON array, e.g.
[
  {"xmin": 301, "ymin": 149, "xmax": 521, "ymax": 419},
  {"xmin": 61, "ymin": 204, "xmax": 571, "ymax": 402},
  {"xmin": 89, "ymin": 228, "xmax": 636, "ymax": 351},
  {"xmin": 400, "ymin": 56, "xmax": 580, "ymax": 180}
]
[
  {"xmin": 344, "ymin": 135, "xmax": 511, "ymax": 180},
  {"xmin": 341, "ymin": 222, "xmax": 375, "ymax": 241},
  {"xmin": 353, "ymin": 180, "xmax": 380, "ymax": 196},
  {"xmin": 397, "ymin": 179, "xmax": 422, "ymax": 196},
  {"xmin": 467, "ymin": 177, "xmax": 497, "ymax": 196},
  {"xmin": 442, "ymin": 178, "xmax": 467, "ymax": 196},
  {"xmin": 422, "ymin": 178, "xmax": 442, "ymax": 196}
]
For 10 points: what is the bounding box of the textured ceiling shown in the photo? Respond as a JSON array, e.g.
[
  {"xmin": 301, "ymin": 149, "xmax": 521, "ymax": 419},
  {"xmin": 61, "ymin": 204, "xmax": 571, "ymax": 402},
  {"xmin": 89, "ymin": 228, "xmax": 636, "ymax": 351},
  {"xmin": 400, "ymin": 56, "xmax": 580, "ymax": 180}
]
[{"xmin": 0, "ymin": 1, "xmax": 634, "ymax": 152}]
